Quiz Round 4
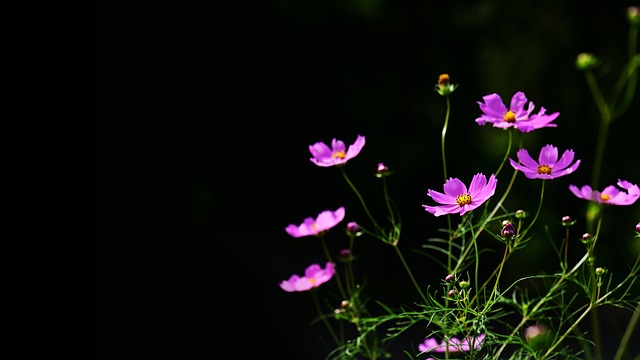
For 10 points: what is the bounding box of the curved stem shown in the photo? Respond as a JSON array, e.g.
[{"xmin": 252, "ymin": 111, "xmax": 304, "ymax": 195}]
[
  {"xmin": 320, "ymin": 235, "xmax": 346, "ymax": 299},
  {"xmin": 341, "ymin": 167, "xmax": 381, "ymax": 232},
  {"xmin": 441, "ymin": 96, "xmax": 451, "ymax": 182},
  {"xmin": 311, "ymin": 291, "xmax": 340, "ymax": 346},
  {"xmin": 393, "ymin": 245, "xmax": 428, "ymax": 305}
]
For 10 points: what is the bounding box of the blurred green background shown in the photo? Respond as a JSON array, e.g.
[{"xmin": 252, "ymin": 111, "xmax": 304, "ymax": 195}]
[{"xmin": 102, "ymin": 0, "xmax": 639, "ymax": 359}]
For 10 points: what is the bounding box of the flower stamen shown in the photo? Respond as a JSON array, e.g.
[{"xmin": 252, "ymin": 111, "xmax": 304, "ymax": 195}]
[
  {"xmin": 504, "ymin": 110, "xmax": 516, "ymax": 123},
  {"xmin": 332, "ymin": 151, "xmax": 346, "ymax": 159},
  {"xmin": 456, "ymin": 194, "xmax": 472, "ymax": 206},
  {"xmin": 600, "ymin": 193, "xmax": 610, "ymax": 201},
  {"xmin": 537, "ymin": 164, "xmax": 552, "ymax": 174}
]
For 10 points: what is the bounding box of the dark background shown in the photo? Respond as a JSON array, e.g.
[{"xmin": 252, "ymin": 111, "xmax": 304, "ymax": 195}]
[{"xmin": 101, "ymin": 1, "xmax": 640, "ymax": 359}]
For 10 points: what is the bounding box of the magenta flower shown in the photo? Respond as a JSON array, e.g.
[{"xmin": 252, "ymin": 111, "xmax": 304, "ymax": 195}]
[
  {"xmin": 569, "ymin": 179, "xmax": 639, "ymax": 206},
  {"xmin": 279, "ymin": 262, "xmax": 335, "ymax": 292},
  {"xmin": 475, "ymin": 91, "xmax": 559, "ymax": 133},
  {"xmin": 509, "ymin": 144, "xmax": 580, "ymax": 180},
  {"xmin": 285, "ymin": 207, "xmax": 345, "ymax": 237},
  {"xmin": 423, "ymin": 173, "xmax": 497, "ymax": 216},
  {"xmin": 309, "ymin": 135, "xmax": 366, "ymax": 167},
  {"xmin": 418, "ymin": 333, "xmax": 485, "ymax": 353}
]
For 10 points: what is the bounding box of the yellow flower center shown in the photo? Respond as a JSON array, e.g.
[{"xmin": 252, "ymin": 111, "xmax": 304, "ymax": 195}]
[
  {"xmin": 600, "ymin": 193, "xmax": 610, "ymax": 201},
  {"xmin": 537, "ymin": 165, "xmax": 552, "ymax": 174},
  {"xmin": 456, "ymin": 194, "xmax": 472, "ymax": 206},
  {"xmin": 309, "ymin": 277, "xmax": 316, "ymax": 285},
  {"xmin": 504, "ymin": 110, "xmax": 516, "ymax": 123},
  {"xmin": 332, "ymin": 151, "xmax": 346, "ymax": 159}
]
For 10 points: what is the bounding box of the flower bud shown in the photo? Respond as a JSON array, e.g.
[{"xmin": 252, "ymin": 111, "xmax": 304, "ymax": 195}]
[
  {"xmin": 375, "ymin": 163, "xmax": 392, "ymax": 178},
  {"xmin": 515, "ymin": 210, "xmax": 527, "ymax": 219},
  {"xmin": 445, "ymin": 274, "xmax": 455, "ymax": 283},
  {"xmin": 435, "ymin": 73, "xmax": 458, "ymax": 96},
  {"xmin": 339, "ymin": 249, "xmax": 353, "ymax": 261},
  {"xmin": 581, "ymin": 232, "xmax": 593, "ymax": 244},
  {"xmin": 561, "ymin": 216, "xmax": 577, "ymax": 227},
  {"xmin": 635, "ymin": 222, "xmax": 640, "ymax": 232},
  {"xmin": 346, "ymin": 222, "xmax": 360, "ymax": 235},
  {"xmin": 341, "ymin": 300, "xmax": 350, "ymax": 308},
  {"xmin": 525, "ymin": 324, "xmax": 548, "ymax": 342},
  {"xmin": 459, "ymin": 280, "xmax": 470, "ymax": 288},
  {"xmin": 595, "ymin": 267, "xmax": 606, "ymax": 276},
  {"xmin": 448, "ymin": 289, "xmax": 458, "ymax": 297},
  {"xmin": 576, "ymin": 53, "xmax": 599, "ymax": 71},
  {"xmin": 628, "ymin": 6, "xmax": 640, "ymax": 26},
  {"xmin": 501, "ymin": 222, "xmax": 516, "ymax": 239}
]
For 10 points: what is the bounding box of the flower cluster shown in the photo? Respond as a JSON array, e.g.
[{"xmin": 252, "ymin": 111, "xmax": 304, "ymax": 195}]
[{"xmin": 278, "ymin": 16, "xmax": 640, "ymax": 357}]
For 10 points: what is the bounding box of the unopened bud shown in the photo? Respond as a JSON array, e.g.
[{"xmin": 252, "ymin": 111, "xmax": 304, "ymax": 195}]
[
  {"xmin": 561, "ymin": 216, "xmax": 576, "ymax": 227},
  {"xmin": 459, "ymin": 281, "xmax": 470, "ymax": 288},
  {"xmin": 595, "ymin": 267, "xmax": 606, "ymax": 276},
  {"xmin": 448, "ymin": 289, "xmax": 458, "ymax": 297},
  {"xmin": 346, "ymin": 222, "xmax": 360, "ymax": 234},
  {"xmin": 339, "ymin": 249, "xmax": 353, "ymax": 261},
  {"xmin": 341, "ymin": 300, "xmax": 350, "ymax": 308},
  {"xmin": 375, "ymin": 163, "xmax": 392, "ymax": 178},
  {"xmin": 576, "ymin": 53, "xmax": 599, "ymax": 71},
  {"xmin": 501, "ymin": 222, "xmax": 516, "ymax": 239},
  {"xmin": 635, "ymin": 222, "xmax": 640, "ymax": 232},
  {"xmin": 435, "ymin": 73, "xmax": 458, "ymax": 96},
  {"xmin": 445, "ymin": 273, "xmax": 455, "ymax": 283},
  {"xmin": 581, "ymin": 233, "xmax": 593, "ymax": 244},
  {"xmin": 515, "ymin": 210, "xmax": 527, "ymax": 219}
]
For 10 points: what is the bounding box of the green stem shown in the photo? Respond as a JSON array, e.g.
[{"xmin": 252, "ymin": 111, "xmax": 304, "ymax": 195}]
[
  {"xmin": 612, "ymin": 294, "xmax": 640, "ymax": 360},
  {"xmin": 393, "ymin": 245, "xmax": 428, "ymax": 305},
  {"xmin": 493, "ymin": 253, "xmax": 590, "ymax": 360},
  {"xmin": 441, "ymin": 96, "xmax": 451, "ymax": 182},
  {"xmin": 341, "ymin": 167, "xmax": 382, "ymax": 232},
  {"xmin": 320, "ymin": 235, "xmax": 347, "ymax": 299},
  {"xmin": 311, "ymin": 291, "xmax": 340, "ymax": 346},
  {"xmin": 452, "ymin": 168, "xmax": 519, "ymax": 274},
  {"xmin": 494, "ymin": 130, "xmax": 513, "ymax": 178},
  {"xmin": 584, "ymin": 70, "xmax": 611, "ymax": 191}
]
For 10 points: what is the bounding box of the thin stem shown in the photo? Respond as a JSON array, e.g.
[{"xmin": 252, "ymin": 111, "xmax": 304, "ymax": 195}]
[
  {"xmin": 320, "ymin": 235, "xmax": 347, "ymax": 299},
  {"xmin": 494, "ymin": 130, "xmax": 513, "ymax": 177},
  {"xmin": 311, "ymin": 291, "xmax": 340, "ymax": 346},
  {"xmin": 393, "ymin": 245, "xmax": 428, "ymax": 304},
  {"xmin": 519, "ymin": 180, "xmax": 546, "ymax": 240},
  {"xmin": 452, "ymin": 168, "xmax": 519, "ymax": 274},
  {"xmin": 612, "ymin": 296, "xmax": 640, "ymax": 360},
  {"xmin": 441, "ymin": 95, "xmax": 451, "ymax": 182},
  {"xmin": 493, "ymin": 253, "xmax": 590, "ymax": 359},
  {"xmin": 584, "ymin": 70, "xmax": 611, "ymax": 191},
  {"xmin": 341, "ymin": 167, "xmax": 382, "ymax": 232}
]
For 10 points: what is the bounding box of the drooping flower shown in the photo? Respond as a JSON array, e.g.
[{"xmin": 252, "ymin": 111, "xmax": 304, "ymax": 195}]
[
  {"xmin": 423, "ymin": 173, "xmax": 497, "ymax": 216},
  {"xmin": 285, "ymin": 207, "xmax": 345, "ymax": 238},
  {"xmin": 475, "ymin": 91, "xmax": 559, "ymax": 133},
  {"xmin": 309, "ymin": 135, "xmax": 366, "ymax": 167},
  {"xmin": 509, "ymin": 144, "xmax": 580, "ymax": 180},
  {"xmin": 279, "ymin": 262, "xmax": 335, "ymax": 292},
  {"xmin": 418, "ymin": 333, "xmax": 485, "ymax": 353},
  {"xmin": 569, "ymin": 180, "xmax": 639, "ymax": 206}
]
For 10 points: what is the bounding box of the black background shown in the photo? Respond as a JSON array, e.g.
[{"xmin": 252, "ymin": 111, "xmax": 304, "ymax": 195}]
[{"xmin": 101, "ymin": 1, "xmax": 640, "ymax": 359}]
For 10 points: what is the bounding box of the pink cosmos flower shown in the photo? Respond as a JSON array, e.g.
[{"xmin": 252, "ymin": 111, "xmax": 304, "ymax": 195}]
[
  {"xmin": 309, "ymin": 135, "xmax": 366, "ymax": 167},
  {"xmin": 569, "ymin": 179, "xmax": 640, "ymax": 205},
  {"xmin": 423, "ymin": 173, "xmax": 497, "ymax": 217},
  {"xmin": 509, "ymin": 144, "xmax": 581, "ymax": 180},
  {"xmin": 418, "ymin": 333, "xmax": 485, "ymax": 353},
  {"xmin": 475, "ymin": 91, "xmax": 559, "ymax": 133},
  {"xmin": 285, "ymin": 207, "xmax": 345, "ymax": 237},
  {"xmin": 279, "ymin": 262, "xmax": 335, "ymax": 292}
]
